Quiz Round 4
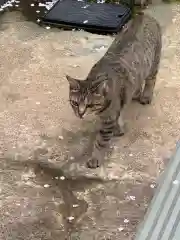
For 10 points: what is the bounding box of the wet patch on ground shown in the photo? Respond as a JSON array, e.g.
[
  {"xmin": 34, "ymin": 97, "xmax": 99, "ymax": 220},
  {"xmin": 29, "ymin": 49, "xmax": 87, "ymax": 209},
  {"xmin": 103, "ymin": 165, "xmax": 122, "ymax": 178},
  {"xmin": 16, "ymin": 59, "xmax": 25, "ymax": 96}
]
[{"xmin": 0, "ymin": 157, "xmax": 155, "ymax": 239}]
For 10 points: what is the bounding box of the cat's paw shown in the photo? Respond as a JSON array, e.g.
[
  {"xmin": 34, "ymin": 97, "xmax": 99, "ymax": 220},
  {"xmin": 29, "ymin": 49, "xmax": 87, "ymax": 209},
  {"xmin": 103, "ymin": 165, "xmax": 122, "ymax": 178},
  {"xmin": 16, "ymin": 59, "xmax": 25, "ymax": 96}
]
[
  {"xmin": 132, "ymin": 96, "xmax": 140, "ymax": 101},
  {"xmin": 132, "ymin": 93, "xmax": 141, "ymax": 101},
  {"xmin": 87, "ymin": 157, "xmax": 101, "ymax": 169},
  {"xmin": 113, "ymin": 125, "xmax": 125, "ymax": 137},
  {"xmin": 140, "ymin": 96, "xmax": 152, "ymax": 105}
]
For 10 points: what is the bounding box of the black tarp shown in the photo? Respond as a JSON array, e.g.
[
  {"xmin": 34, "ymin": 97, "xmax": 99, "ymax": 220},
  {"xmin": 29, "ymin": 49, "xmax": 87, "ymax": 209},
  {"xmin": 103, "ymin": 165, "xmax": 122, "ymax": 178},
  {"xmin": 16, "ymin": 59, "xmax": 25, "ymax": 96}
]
[{"xmin": 41, "ymin": 0, "xmax": 132, "ymax": 33}]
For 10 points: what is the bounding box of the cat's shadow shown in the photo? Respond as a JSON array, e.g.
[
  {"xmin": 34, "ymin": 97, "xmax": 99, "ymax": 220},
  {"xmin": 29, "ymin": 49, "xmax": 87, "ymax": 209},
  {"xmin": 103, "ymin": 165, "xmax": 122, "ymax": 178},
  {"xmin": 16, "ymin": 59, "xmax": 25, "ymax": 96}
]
[
  {"xmin": 39, "ymin": 119, "xmax": 102, "ymax": 172},
  {"xmin": 63, "ymin": 127, "xmax": 94, "ymax": 163}
]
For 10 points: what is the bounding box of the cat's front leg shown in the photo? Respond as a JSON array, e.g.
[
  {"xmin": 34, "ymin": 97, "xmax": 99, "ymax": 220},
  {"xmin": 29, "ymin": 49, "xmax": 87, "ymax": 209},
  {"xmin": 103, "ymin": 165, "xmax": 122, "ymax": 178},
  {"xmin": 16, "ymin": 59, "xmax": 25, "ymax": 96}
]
[
  {"xmin": 86, "ymin": 147, "xmax": 103, "ymax": 168},
  {"xmin": 87, "ymin": 116, "xmax": 115, "ymax": 168}
]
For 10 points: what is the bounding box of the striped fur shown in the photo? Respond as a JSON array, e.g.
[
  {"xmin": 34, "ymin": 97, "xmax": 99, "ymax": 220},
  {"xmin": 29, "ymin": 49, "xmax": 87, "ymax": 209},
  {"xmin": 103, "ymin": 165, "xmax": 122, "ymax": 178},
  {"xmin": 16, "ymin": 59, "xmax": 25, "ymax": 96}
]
[{"xmin": 66, "ymin": 13, "xmax": 162, "ymax": 168}]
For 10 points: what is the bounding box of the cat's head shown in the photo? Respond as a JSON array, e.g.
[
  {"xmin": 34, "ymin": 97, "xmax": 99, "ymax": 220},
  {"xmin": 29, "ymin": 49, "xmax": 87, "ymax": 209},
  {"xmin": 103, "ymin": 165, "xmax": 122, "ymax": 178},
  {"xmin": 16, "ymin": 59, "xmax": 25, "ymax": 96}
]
[{"xmin": 66, "ymin": 75, "xmax": 109, "ymax": 118}]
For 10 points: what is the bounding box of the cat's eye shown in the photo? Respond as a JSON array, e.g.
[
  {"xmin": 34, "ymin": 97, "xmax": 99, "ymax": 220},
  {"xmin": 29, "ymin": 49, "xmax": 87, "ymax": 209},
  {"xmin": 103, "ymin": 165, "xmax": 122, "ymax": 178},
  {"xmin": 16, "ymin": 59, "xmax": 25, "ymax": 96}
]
[{"xmin": 70, "ymin": 100, "xmax": 78, "ymax": 107}]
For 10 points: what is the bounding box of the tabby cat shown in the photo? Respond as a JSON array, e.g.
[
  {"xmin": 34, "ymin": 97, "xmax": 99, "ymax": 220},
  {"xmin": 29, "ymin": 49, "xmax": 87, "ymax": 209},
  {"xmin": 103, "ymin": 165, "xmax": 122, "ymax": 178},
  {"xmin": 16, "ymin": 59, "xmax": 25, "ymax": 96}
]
[{"xmin": 66, "ymin": 13, "xmax": 162, "ymax": 168}]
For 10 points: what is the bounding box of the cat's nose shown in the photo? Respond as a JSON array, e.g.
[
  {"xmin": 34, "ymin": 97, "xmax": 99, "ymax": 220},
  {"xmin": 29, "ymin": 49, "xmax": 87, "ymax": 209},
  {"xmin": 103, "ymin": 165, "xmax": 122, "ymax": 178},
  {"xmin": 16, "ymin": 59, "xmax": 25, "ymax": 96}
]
[{"xmin": 78, "ymin": 104, "xmax": 86, "ymax": 118}]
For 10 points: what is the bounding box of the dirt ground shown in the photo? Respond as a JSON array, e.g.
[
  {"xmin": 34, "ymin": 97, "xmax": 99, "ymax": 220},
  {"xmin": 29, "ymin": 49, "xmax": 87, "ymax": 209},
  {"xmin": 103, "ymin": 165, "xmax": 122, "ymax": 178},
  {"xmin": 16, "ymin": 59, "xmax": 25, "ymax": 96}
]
[{"xmin": 0, "ymin": 2, "xmax": 180, "ymax": 239}]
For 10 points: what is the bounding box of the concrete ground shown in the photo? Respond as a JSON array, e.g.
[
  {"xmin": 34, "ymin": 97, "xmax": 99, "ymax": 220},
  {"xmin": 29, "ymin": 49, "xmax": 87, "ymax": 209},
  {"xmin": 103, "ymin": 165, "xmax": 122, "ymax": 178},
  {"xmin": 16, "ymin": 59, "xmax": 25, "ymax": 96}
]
[{"xmin": 0, "ymin": 1, "xmax": 180, "ymax": 239}]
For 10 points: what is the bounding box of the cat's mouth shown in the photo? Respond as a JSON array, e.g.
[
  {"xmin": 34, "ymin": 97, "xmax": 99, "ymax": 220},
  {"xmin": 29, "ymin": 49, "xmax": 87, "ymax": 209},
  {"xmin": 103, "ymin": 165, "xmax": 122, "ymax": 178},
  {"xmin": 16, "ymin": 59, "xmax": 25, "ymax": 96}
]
[
  {"xmin": 74, "ymin": 103, "xmax": 106, "ymax": 118},
  {"xmin": 88, "ymin": 103, "xmax": 102, "ymax": 111},
  {"xmin": 77, "ymin": 105, "xmax": 102, "ymax": 118},
  {"xmin": 78, "ymin": 110, "xmax": 86, "ymax": 119}
]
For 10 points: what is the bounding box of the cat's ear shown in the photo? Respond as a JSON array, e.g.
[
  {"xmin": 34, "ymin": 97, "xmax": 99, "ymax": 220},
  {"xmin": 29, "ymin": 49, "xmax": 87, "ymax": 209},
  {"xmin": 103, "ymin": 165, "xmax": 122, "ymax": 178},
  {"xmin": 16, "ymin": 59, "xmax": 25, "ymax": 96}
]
[
  {"xmin": 98, "ymin": 80, "xmax": 109, "ymax": 95},
  {"xmin": 66, "ymin": 75, "xmax": 80, "ymax": 89}
]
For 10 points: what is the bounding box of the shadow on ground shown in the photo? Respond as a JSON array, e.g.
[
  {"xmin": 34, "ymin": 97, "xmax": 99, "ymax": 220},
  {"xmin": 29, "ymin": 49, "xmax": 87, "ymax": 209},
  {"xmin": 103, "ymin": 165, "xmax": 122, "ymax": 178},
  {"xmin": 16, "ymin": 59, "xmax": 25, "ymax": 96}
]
[{"xmin": 0, "ymin": 156, "xmax": 155, "ymax": 240}]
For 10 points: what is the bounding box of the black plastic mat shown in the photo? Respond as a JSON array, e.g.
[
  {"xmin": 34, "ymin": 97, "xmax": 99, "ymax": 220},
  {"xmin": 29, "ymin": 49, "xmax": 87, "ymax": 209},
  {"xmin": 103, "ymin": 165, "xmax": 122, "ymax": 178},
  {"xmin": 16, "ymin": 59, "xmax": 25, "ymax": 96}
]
[{"xmin": 41, "ymin": 0, "xmax": 132, "ymax": 33}]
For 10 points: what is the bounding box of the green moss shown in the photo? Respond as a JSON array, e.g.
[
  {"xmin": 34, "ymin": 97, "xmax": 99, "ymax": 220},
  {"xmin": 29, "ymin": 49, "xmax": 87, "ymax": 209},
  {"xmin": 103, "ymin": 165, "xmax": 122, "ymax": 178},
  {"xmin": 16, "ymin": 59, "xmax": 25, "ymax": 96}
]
[{"xmin": 162, "ymin": 0, "xmax": 180, "ymax": 2}]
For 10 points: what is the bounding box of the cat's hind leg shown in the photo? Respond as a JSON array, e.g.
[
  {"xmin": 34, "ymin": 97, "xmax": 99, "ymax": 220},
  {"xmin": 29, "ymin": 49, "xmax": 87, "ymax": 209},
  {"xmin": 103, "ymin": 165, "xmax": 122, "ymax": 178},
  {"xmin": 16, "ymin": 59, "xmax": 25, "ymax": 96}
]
[
  {"xmin": 140, "ymin": 45, "xmax": 161, "ymax": 105},
  {"xmin": 114, "ymin": 88, "xmax": 134, "ymax": 136},
  {"xmin": 140, "ymin": 74, "xmax": 157, "ymax": 105},
  {"xmin": 113, "ymin": 108, "xmax": 125, "ymax": 137},
  {"xmin": 113, "ymin": 96, "xmax": 128, "ymax": 137},
  {"xmin": 132, "ymin": 85, "xmax": 143, "ymax": 102},
  {"xmin": 113, "ymin": 109, "xmax": 126, "ymax": 137}
]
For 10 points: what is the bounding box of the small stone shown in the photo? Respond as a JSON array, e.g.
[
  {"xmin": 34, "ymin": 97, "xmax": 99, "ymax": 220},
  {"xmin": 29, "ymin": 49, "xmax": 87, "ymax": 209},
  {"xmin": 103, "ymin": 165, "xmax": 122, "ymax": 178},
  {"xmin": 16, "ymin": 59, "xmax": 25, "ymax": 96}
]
[
  {"xmin": 67, "ymin": 216, "xmax": 74, "ymax": 221},
  {"xmin": 70, "ymin": 156, "xmax": 74, "ymax": 160},
  {"xmin": 94, "ymin": 45, "xmax": 106, "ymax": 52},
  {"xmin": 173, "ymin": 180, "xmax": 179, "ymax": 185},
  {"xmin": 36, "ymin": 10, "xmax": 40, "ymax": 13},
  {"xmin": 124, "ymin": 218, "xmax": 129, "ymax": 223},
  {"xmin": 55, "ymin": 176, "xmax": 59, "ymax": 180},
  {"xmin": 30, "ymin": 3, "xmax": 35, "ymax": 6},
  {"xmin": 129, "ymin": 195, "xmax": 136, "ymax": 201},
  {"xmin": 46, "ymin": 26, "xmax": 51, "ymax": 30},
  {"xmin": 37, "ymin": 19, "xmax": 41, "ymax": 23},
  {"xmin": 36, "ymin": 101, "xmax": 40, "ymax": 105},
  {"xmin": 58, "ymin": 135, "xmax": 64, "ymax": 140},
  {"xmin": 72, "ymin": 64, "xmax": 79, "ymax": 68},
  {"xmin": 60, "ymin": 176, "xmax": 65, "ymax": 180},
  {"xmin": 82, "ymin": 5, "xmax": 89, "ymax": 9},
  {"xmin": 39, "ymin": 3, "xmax": 45, "ymax": 7},
  {"xmin": 44, "ymin": 184, "xmax": 50, "ymax": 188},
  {"xmin": 129, "ymin": 153, "xmax": 133, "ymax": 157},
  {"xmin": 72, "ymin": 204, "xmax": 79, "ymax": 208},
  {"xmin": 150, "ymin": 184, "xmax": 156, "ymax": 188},
  {"xmin": 118, "ymin": 226, "xmax": 124, "ymax": 232},
  {"xmin": 83, "ymin": 20, "xmax": 88, "ymax": 24}
]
